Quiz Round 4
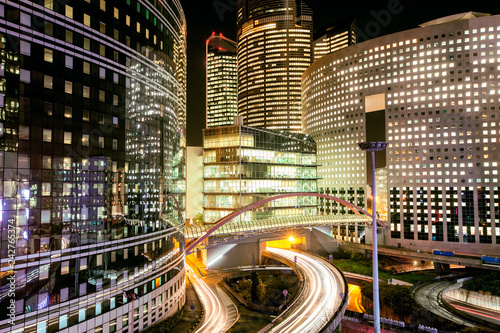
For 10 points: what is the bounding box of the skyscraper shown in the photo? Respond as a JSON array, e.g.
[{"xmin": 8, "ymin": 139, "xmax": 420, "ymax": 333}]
[
  {"xmin": 313, "ymin": 18, "xmax": 357, "ymax": 61},
  {"xmin": 237, "ymin": 0, "xmax": 313, "ymax": 132},
  {"xmin": 302, "ymin": 12, "xmax": 500, "ymax": 254},
  {"xmin": 206, "ymin": 33, "xmax": 238, "ymax": 128},
  {"xmin": 0, "ymin": 1, "xmax": 187, "ymax": 332}
]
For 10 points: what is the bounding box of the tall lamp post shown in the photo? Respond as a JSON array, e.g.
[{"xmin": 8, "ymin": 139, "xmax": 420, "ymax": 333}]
[{"xmin": 358, "ymin": 141, "xmax": 388, "ymax": 333}]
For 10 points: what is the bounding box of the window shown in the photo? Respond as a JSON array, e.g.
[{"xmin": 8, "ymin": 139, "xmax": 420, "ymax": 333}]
[
  {"xmin": 99, "ymin": 90, "xmax": 105, "ymax": 102},
  {"xmin": 83, "ymin": 86, "xmax": 90, "ymax": 98},
  {"xmin": 44, "ymin": 0, "xmax": 53, "ymax": 10},
  {"xmin": 65, "ymin": 30, "xmax": 73, "ymax": 43},
  {"xmin": 64, "ymin": 81, "xmax": 72, "ymax": 94},
  {"xmin": 99, "ymin": 22, "xmax": 106, "ymax": 34},
  {"xmin": 42, "ymin": 183, "xmax": 51, "ymax": 196},
  {"xmin": 43, "ymin": 75, "xmax": 52, "ymax": 89},
  {"xmin": 99, "ymin": 67, "xmax": 106, "ymax": 78},
  {"xmin": 64, "ymin": 106, "xmax": 72, "ymax": 118},
  {"xmin": 126, "ymin": 15, "xmax": 130, "ymax": 26},
  {"xmin": 43, "ymin": 129, "xmax": 52, "ymax": 142},
  {"xmin": 19, "ymin": 126, "xmax": 29, "ymax": 140},
  {"xmin": 84, "ymin": 14, "xmax": 90, "ymax": 27},
  {"xmin": 136, "ymin": 22, "xmax": 140, "ymax": 33},
  {"xmin": 98, "ymin": 137, "xmax": 104, "ymax": 148},
  {"xmin": 64, "ymin": 132, "xmax": 71, "ymax": 144},
  {"xmin": 83, "ymin": 62, "xmax": 90, "ymax": 74},
  {"xmin": 20, "ymin": 41, "xmax": 30, "ymax": 55},
  {"xmin": 20, "ymin": 69, "xmax": 30, "ymax": 83},
  {"xmin": 83, "ymin": 110, "xmax": 90, "ymax": 122},
  {"xmin": 44, "ymin": 48, "xmax": 53, "ymax": 62},
  {"xmin": 82, "ymin": 134, "xmax": 89, "ymax": 146},
  {"xmin": 64, "ymin": 56, "xmax": 73, "ymax": 69},
  {"xmin": 59, "ymin": 314, "xmax": 68, "ymax": 329},
  {"xmin": 65, "ymin": 5, "xmax": 73, "ymax": 18},
  {"xmin": 45, "ymin": 22, "xmax": 53, "ymax": 36},
  {"xmin": 113, "ymin": 95, "xmax": 118, "ymax": 106},
  {"xmin": 20, "ymin": 12, "xmax": 30, "ymax": 26},
  {"xmin": 113, "ymin": 139, "xmax": 118, "ymax": 150},
  {"xmin": 83, "ymin": 37, "xmax": 90, "ymax": 50},
  {"xmin": 114, "ymin": 7, "xmax": 119, "ymax": 19},
  {"xmin": 42, "ymin": 156, "xmax": 51, "ymax": 169},
  {"xmin": 100, "ymin": 0, "xmax": 106, "ymax": 11},
  {"xmin": 60, "ymin": 261, "xmax": 69, "ymax": 275}
]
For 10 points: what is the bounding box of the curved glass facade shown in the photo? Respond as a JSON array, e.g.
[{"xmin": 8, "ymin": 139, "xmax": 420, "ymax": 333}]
[
  {"xmin": 0, "ymin": 0, "xmax": 186, "ymax": 332},
  {"xmin": 237, "ymin": 0, "xmax": 313, "ymax": 132}
]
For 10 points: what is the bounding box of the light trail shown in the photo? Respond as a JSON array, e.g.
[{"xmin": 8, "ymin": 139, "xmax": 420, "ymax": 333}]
[
  {"xmin": 187, "ymin": 266, "xmax": 226, "ymax": 333},
  {"xmin": 268, "ymin": 248, "xmax": 344, "ymax": 333}
]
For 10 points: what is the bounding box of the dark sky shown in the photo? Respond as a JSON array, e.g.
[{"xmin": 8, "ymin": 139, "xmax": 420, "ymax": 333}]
[{"xmin": 179, "ymin": 0, "xmax": 498, "ymax": 146}]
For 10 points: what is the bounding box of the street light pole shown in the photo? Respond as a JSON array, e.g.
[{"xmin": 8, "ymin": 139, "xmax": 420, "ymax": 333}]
[{"xmin": 358, "ymin": 141, "xmax": 388, "ymax": 333}]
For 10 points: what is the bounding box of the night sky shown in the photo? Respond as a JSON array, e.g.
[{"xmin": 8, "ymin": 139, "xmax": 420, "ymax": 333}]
[{"xmin": 179, "ymin": 0, "xmax": 499, "ymax": 146}]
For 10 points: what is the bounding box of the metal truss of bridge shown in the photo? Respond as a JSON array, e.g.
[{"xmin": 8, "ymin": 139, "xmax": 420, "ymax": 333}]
[
  {"xmin": 185, "ymin": 214, "xmax": 372, "ymax": 253},
  {"xmin": 185, "ymin": 193, "xmax": 382, "ymax": 254}
]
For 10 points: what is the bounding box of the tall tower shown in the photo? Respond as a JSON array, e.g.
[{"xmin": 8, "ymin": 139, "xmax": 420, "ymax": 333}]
[
  {"xmin": 313, "ymin": 18, "xmax": 357, "ymax": 61},
  {"xmin": 0, "ymin": 0, "xmax": 187, "ymax": 331},
  {"xmin": 237, "ymin": 0, "xmax": 313, "ymax": 132},
  {"xmin": 206, "ymin": 34, "xmax": 238, "ymax": 128}
]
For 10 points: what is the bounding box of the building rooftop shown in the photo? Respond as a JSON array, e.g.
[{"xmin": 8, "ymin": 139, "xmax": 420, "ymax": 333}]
[{"xmin": 419, "ymin": 11, "xmax": 491, "ymax": 27}]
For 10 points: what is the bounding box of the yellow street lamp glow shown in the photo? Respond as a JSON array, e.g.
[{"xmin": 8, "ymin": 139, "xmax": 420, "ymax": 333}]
[{"xmin": 288, "ymin": 236, "xmax": 295, "ymax": 243}]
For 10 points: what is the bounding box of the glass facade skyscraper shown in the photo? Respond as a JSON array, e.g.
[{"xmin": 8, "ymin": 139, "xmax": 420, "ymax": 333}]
[
  {"xmin": 203, "ymin": 122, "xmax": 318, "ymax": 223},
  {"xmin": 0, "ymin": 0, "xmax": 187, "ymax": 332},
  {"xmin": 206, "ymin": 34, "xmax": 238, "ymax": 128},
  {"xmin": 237, "ymin": 0, "xmax": 313, "ymax": 132}
]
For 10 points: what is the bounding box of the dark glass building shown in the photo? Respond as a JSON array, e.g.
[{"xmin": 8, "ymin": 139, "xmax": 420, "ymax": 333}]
[
  {"xmin": 237, "ymin": 0, "xmax": 313, "ymax": 132},
  {"xmin": 0, "ymin": 0, "xmax": 186, "ymax": 332}
]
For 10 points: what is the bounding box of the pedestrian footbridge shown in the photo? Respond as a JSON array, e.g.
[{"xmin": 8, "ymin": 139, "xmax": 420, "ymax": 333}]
[{"xmin": 184, "ymin": 193, "xmax": 383, "ymax": 254}]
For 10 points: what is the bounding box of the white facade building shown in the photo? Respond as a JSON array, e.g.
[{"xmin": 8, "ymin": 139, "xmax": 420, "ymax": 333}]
[{"xmin": 302, "ymin": 13, "xmax": 500, "ymax": 255}]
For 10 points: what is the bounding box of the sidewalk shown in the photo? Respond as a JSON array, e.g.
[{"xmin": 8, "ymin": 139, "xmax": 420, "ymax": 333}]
[{"xmin": 169, "ymin": 277, "xmax": 203, "ymax": 332}]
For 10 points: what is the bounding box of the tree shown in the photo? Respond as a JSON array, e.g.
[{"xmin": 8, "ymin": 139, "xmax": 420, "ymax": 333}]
[{"xmin": 194, "ymin": 212, "xmax": 203, "ymax": 225}]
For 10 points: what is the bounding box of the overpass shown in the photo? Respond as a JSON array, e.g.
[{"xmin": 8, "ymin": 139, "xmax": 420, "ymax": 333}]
[{"xmin": 184, "ymin": 193, "xmax": 382, "ymax": 254}]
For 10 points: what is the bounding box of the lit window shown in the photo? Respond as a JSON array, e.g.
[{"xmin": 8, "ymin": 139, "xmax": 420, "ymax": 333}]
[
  {"xmin": 126, "ymin": 15, "xmax": 130, "ymax": 26},
  {"xmin": 64, "ymin": 106, "xmax": 72, "ymax": 118},
  {"xmin": 64, "ymin": 81, "xmax": 72, "ymax": 94},
  {"xmin": 100, "ymin": 0, "xmax": 105, "ymax": 11},
  {"xmin": 84, "ymin": 14, "xmax": 90, "ymax": 27},
  {"xmin": 43, "ymin": 129, "xmax": 52, "ymax": 142},
  {"xmin": 44, "ymin": 0, "xmax": 53, "ymax": 10},
  {"xmin": 114, "ymin": 7, "xmax": 119, "ymax": 19},
  {"xmin": 82, "ymin": 134, "xmax": 89, "ymax": 146},
  {"xmin": 65, "ymin": 5, "xmax": 73, "ymax": 19},
  {"xmin": 44, "ymin": 48, "xmax": 53, "ymax": 62},
  {"xmin": 83, "ymin": 86, "xmax": 90, "ymax": 98},
  {"xmin": 99, "ymin": 90, "xmax": 105, "ymax": 102},
  {"xmin": 64, "ymin": 132, "xmax": 71, "ymax": 144}
]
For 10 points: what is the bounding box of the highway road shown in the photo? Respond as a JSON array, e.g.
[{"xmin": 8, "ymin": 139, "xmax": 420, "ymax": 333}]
[
  {"xmin": 187, "ymin": 262, "xmax": 238, "ymax": 333},
  {"xmin": 267, "ymin": 248, "xmax": 346, "ymax": 333},
  {"xmin": 413, "ymin": 280, "xmax": 475, "ymax": 328},
  {"xmin": 444, "ymin": 294, "xmax": 500, "ymax": 327}
]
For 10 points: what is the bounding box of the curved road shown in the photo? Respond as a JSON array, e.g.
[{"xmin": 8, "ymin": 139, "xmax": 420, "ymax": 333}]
[
  {"xmin": 267, "ymin": 248, "xmax": 345, "ymax": 333},
  {"xmin": 413, "ymin": 280, "xmax": 475, "ymax": 327},
  {"xmin": 187, "ymin": 263, "xmax": 238, "ymax": 333}
]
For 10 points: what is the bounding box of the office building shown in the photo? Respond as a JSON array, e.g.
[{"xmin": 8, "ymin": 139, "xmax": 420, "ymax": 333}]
[
  {"xmin": 206, "ymin": 34, "xmax": 238, "ymax": 128},
  {"xmin": 237, "ymin": 0, "xmax": 313, "ymax": 132},
  {"xmin": 313, "ymin": 18, "xmax": 357, "ymax": 61},
  {"xmin": 0, "ymin": 0, "xmax": 187, "ymax": 332},
  {"xmin": 203, "ymin": 119, "xmax": 318, "ymax": 223},
  {"xmin": 302, "ymin": 12, "xmax": 500, "ymax": 254}
]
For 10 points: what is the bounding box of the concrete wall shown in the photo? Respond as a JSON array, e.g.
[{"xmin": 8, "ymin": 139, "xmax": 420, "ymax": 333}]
[
  {"xmin": 306, "ymin": 227, "xmax": 339, "ymax": 255},
  {"xmin": 444, "ymin": 284, "xmax": 500, "ymax": 312},
  {"xmin": 206, "ymin": 238, "xmax": 264, "ymax": 269},
  {"xmin": 186, "ymin": 146, "xmax": 204, "ymax": 223}
]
